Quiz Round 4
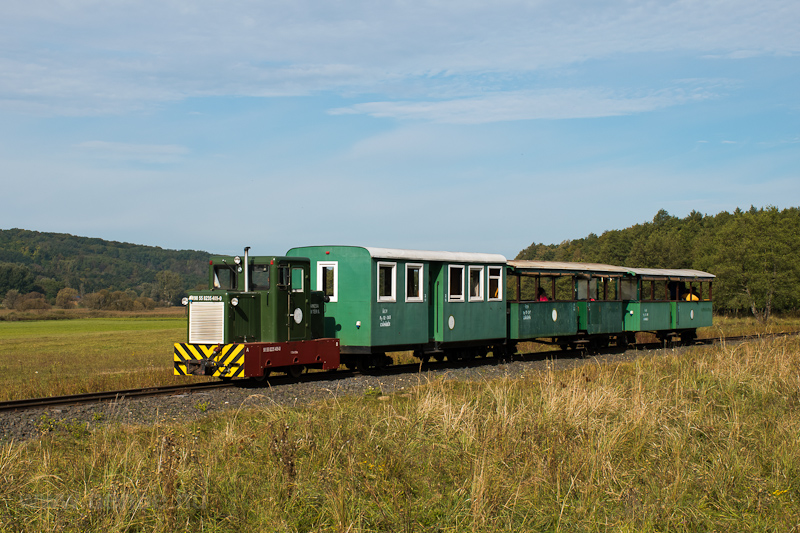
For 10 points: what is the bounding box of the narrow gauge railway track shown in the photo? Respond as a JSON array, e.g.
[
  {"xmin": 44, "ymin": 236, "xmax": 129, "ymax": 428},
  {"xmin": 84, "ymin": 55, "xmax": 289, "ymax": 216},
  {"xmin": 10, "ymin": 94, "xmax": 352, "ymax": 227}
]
[
  {"xmin": 1, "ymin": 331, "xmax": 795, "ymax": 414},
  {"xmin": 0, "ymin": 381, "xmax": 235, "ymax": 413}
]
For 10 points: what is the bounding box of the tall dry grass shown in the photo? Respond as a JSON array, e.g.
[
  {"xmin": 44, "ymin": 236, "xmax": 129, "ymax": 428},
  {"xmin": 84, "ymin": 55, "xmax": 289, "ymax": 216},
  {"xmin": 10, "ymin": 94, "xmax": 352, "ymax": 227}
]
[{"xmin": 2, "ymin": 335, "xmax": 799, "ymax": 531}]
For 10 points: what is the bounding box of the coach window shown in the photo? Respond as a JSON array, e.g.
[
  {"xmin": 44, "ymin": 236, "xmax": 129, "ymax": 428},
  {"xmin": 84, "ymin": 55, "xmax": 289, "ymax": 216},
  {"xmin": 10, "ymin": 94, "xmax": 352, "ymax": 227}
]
[
  {"xmin": 469, "ymin": 266, "xmax": 484, "ymax": 301},
  {"xmin": 406, "ymin": 263, "xmax": 423, "ymax": 302},
  {"xmin": 621, "ymin": 278, "xmax": 637, "ymax": 300},
  {"xmin": 488, "ymin": 267, "xmax": 502, "ymax": 301},
  {"xmin": 213, "ymin": 265, "xmax": 238, "ymax": 290},
  {"xmin": 378, "ymin": 262, "xmax": 396, "ymax": 302},
  {"xmin": 317, "ymin": 261, "xmax": 338, "ymax": 302},
  {"xmin": 576, "ymin": 276, "xmax": 599, "ymax": 300},
  {"xmin": 449, "ymin": 265, "xmax": 465, "ymax": 302},
  {"xmin": 291, "ymin": 267, "xmax": 304, "ymax": 293},
  {"xmin": 250, "ymin": 264, "xmax": 269, "ymax": 290}
]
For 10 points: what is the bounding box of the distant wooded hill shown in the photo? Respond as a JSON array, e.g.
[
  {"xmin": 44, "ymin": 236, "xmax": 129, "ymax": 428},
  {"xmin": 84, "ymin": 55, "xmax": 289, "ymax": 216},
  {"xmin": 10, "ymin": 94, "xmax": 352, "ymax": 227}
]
[
  {"xmin": 3, "ymin": 206, "xmax": 798, "ymax": 319},
  {"xmin": 0, "ymin": 229, "xmax": 210, "ymax": 306},
  {"xmin": 517, "ymin": 206, "xmax": 800, "ymax": 320}
]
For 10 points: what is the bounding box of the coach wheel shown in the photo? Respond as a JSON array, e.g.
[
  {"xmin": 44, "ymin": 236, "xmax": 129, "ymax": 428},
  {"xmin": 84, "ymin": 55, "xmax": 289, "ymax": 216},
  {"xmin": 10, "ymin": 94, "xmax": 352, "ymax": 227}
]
[
  {"xmin": 446, "ymin": 351, "xmax": 461, "ymax": 362},
  {"xmin": 285, "ymin": 365, "xmax": 304, "ymax": 378},
  {"xmin": 680, "ymin": 330, "xmax": 697, "ymax": 345},
  {"xmin": 433, "ymin": 353, "xmax": 445, "ymax": 362},
  {"xmin": 373, "ymin": 353, "xmax": 390, "ymax": 370}
]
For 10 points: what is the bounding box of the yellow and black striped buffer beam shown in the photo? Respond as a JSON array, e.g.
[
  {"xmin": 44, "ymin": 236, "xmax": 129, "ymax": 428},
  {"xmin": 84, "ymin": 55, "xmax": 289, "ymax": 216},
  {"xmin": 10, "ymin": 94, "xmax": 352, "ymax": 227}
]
[{"xmin": 173, "ymin": 343, "xmax": 245, "ymax": 378}]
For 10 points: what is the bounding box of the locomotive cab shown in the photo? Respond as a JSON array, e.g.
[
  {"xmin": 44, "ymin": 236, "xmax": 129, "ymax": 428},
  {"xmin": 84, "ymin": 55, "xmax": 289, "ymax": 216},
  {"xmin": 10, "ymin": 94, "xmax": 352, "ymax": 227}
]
[{"xmin": 174, "ymin": 247, "xmax": 339, "ymax": 379}]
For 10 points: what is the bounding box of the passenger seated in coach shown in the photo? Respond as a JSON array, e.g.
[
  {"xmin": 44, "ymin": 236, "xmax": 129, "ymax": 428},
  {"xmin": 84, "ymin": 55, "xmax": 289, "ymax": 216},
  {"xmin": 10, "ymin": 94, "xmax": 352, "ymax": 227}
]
[
  {"xmin": 536, "ymin": 287, "xmax": 548, "ymax": 301},
  {"xmin": 685, "ymin": 287, "xmax": 700, "ymax": 301},
  {"xmin": 668, "ymin": 281, "xmax": 681, "ymax": 300}
]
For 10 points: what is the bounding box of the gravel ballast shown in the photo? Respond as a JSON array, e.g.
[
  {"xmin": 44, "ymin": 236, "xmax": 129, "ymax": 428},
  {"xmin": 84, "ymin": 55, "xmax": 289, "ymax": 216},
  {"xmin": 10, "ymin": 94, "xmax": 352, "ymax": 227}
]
[{"xmin": 0, "ymin": 346, "xmax": 688, "ymax": 442}]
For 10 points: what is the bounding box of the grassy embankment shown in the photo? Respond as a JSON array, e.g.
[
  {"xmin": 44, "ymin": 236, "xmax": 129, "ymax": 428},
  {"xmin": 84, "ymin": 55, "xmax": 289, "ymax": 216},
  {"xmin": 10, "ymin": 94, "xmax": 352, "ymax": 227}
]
[{"xmin": 1, "ymin": 331, "xmax": 798, "ymax": 531}]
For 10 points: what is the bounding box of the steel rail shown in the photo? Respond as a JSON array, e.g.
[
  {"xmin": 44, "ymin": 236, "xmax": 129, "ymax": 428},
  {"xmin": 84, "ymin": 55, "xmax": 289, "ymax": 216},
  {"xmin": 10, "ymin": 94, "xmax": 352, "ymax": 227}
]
[{"xmin": 0, "ymin": 381, "xmax": 234, "ymax": 413}]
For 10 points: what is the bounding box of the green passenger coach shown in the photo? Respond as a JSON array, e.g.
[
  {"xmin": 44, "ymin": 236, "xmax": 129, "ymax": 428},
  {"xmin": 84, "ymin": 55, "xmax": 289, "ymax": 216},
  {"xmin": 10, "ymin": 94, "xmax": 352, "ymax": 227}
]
[
  {"xmin": 622, "ymin": 267, "xmax": 714, "ymax": 344},
  {"xmin": 506, "ymin": 261, "xmax": 633, "ymax": 351},
  {"xmin": 286, "ymin": 246, "xmax": 509, "ymax": 366}
]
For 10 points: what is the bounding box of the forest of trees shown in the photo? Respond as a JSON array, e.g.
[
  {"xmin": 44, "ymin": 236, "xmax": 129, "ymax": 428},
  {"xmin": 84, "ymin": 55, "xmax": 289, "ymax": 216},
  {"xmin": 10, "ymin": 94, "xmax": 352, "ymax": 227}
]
[
  {"xmin": 0, "ymin": 229, "xmax": 209, "ymax": 309},
  {"xmin": 516, "ymin": 206, "xmax": 800, "ymax": 321},
  {"xmin": 1, "ymin": 207, "xmax": 798, "ymax": 320}
]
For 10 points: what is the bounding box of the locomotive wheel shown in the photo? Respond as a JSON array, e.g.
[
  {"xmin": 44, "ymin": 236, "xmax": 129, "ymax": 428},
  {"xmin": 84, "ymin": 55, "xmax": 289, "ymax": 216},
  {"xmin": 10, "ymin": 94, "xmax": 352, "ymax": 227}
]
[
  {"xmin": 286, "ymin": 365, "xmax": 304, "ymax": 378},
  {"xmin": 253, "ymin": 369, "xmax": 271, "ymax": 382}
]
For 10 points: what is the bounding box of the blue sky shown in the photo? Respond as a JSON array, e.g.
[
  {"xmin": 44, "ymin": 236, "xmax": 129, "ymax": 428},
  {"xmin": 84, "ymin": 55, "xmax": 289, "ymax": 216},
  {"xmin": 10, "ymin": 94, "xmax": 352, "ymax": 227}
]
[{"xmin": 1, "ymin": 0, "xmax": 798, "ymax": 259}]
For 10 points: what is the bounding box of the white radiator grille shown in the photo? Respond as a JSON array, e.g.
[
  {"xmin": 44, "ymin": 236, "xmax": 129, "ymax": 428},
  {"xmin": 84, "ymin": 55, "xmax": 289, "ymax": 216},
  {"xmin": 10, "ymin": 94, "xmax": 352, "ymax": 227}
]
[{"xmin": 189, "ymin": 302, "xmax": 225, "ymax": 344}]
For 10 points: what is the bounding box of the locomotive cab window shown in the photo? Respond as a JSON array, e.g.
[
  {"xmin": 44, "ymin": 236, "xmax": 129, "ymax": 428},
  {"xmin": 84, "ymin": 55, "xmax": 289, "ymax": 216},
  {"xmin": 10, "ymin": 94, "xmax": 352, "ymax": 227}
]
[
  {"xmin": 449, "ymin": 265, "xmax": 465, "ymax": 302},
  {"xmin": 377, "ymin": 262, "xmax": 396, "ymax": 302},
  {"xmin": 406, "ymin": 263, "xmax": 423, "ymax": 302},
  {"xmin": 469, "ymin": 266, "xmax": 484, "ymax": 301},
  {"xmin": 250, "ymin": 265, "xmax": 269, "ymax": 290},
  {"xmin": 291, "ymin": 267, "xmax": 304, "ymax": 293},
  {"xmin": 317, "ymin": 261, "xmax": 338, "ymax": 302},
  {"xmin": 277, "ymin": 266, "xmax": 290, "ymax": 289},
  {"xmin": 213, "ymin": 265, "xmax": 238, "ymax": 290}
]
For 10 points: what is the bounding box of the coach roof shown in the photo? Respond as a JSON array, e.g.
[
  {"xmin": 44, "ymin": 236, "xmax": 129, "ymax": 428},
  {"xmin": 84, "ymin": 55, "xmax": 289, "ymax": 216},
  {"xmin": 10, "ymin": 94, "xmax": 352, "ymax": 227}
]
[
  {"xmin": 507, "ymin": 260, "xmax": 630, "ymax": 275},
  {"xmin": 364, "ymin": 247, "xmax": 507, "ymax": 264}
]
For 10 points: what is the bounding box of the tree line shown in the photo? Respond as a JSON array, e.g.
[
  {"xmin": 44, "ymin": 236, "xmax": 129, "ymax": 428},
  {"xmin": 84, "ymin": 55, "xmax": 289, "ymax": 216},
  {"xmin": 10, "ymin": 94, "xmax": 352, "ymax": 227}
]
[
  {"xmin": 2, "ymin": 209, "xmax": 798, "ymax": 320},
  {"xmin": 516, "ymin": 206, "xmax": 800, "ymax": 321},
  {"xmin": 0, "ymin": 229, "xmax": 208, "ymax": 310}
]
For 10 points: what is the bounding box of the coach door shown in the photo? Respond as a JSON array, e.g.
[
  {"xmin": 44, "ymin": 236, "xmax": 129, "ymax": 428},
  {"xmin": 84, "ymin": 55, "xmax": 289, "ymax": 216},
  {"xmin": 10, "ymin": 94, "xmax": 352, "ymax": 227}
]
[{"xmin": 428, "ymin": 263, "xmax": 445, "ymax": 343}]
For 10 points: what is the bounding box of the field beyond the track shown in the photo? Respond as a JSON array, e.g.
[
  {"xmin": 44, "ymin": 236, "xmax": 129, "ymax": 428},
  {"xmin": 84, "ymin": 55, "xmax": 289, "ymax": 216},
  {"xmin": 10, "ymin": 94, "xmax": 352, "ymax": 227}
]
[
  {"xmin": 0, "ymin": 309, "xmax": 198, "ymax": 401},
  {"xmin": 2, "ymin": 326, "xmax": 799, "ymax": 531},
  {"xmin": 0, "ymin": 312, "xmax": 797, "ymax": 402}
]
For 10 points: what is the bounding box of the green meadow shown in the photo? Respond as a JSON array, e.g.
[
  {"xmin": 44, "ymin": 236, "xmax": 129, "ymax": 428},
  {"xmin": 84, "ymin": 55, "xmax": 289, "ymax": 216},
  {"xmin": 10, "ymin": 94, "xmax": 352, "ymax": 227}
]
[
  {"xmin": 0, "ymin": 312, "xmax": 794, "ymax": 401},
  {"xmin": 0, "ymin": 315, "xmax": 196, "ymax": 401}
]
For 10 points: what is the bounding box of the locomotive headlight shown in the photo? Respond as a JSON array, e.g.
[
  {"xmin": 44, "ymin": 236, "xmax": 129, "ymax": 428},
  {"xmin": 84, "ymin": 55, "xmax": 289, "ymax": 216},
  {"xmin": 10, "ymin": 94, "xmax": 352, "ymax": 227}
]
[
  {"xmin": 181, "ymin": 297, "xmax": 189, "ymax": 306},
  {"xmin": 234, "ymin": 256, "xmax": 241, "ymax": 265},
  {"xmin": 231, "ymin": 297, "xmax": 239, "ymax": 307}
]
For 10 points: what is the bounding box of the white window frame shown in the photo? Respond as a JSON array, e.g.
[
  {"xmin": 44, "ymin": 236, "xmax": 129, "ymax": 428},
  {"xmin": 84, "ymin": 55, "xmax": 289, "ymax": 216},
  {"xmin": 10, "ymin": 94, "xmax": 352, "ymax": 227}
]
[
  {"xmin": 448, "ymin": 265, "xmax": 465, "ymax": 302},
  {"xmin": 377, "ymin": 262, "xmax": 397, "ymax": 302},
  {"xmin": 468, "ymin": 265, "xmax": 484, "ymax": 302},
  {"xmin": 405, "ymin": 263, "xmax": 424, "ymax": 302},
  {"xmin": 316, "ymin": 261, "xmax": 338, "ymax": 303},
  {"xmin": 488, "ymin": 266, "xmax": 503, "ymax": 301},
  {"xmin": 291, "ymin": 267, "xmax": 304, "ymax": 293}
]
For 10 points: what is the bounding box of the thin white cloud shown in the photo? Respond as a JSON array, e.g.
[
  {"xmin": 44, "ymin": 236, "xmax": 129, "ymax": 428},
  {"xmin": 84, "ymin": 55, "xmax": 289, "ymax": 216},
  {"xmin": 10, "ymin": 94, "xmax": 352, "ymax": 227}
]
[
  {"xmin": 0, "ymin": 0, "xmax": 798, "ymax": 115},
  {"xmin": 75, "ymin": 141, "xmax": 189, "ymax": 163},
  {"xmin": 329, "ymin": 87, "xmax": 713, "ymax": 124}
]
